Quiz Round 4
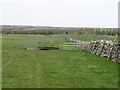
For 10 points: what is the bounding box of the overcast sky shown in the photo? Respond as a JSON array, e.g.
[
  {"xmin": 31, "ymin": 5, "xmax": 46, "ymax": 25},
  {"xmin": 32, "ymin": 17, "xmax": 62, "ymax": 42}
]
[{"xmin": 0, "ymin": 0, "xmax": 119, "ymax": 28}]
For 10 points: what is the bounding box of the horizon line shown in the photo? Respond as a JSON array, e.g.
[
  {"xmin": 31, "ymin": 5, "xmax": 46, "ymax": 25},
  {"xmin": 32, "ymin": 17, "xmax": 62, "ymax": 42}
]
[{"xmin": 1, "ymin": 24, "xmax": 118, "ymax": 28}]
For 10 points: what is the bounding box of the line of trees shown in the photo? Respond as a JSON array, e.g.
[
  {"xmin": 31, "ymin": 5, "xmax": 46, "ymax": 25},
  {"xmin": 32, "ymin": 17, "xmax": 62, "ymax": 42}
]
[{"xmin": 2, "ymin": 27, "xmax": 118, "ymax": 36}]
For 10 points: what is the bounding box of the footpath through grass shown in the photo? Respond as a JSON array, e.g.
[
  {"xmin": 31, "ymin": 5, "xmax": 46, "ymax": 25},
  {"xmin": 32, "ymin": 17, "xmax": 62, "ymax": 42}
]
[{"xmin": 2, "ymin": 35, "xmax": 118, "ymax": 88}]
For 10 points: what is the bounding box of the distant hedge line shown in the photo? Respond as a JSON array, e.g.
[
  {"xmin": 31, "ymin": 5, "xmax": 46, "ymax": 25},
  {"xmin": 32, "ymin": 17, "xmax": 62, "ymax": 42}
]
[{"xmin": 2, "ymin": 28, "xmax": 118, "ymax": 36}]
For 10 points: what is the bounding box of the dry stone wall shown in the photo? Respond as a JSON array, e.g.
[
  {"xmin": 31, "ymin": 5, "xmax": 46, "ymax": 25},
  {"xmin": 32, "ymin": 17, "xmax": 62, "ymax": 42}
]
[{"xmin": 67, "ymin": 36, "xmax": 120, "ymax": 63}]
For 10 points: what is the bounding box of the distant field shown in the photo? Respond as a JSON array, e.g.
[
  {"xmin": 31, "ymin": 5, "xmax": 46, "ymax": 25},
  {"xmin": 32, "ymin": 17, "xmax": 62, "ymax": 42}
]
[
  {"xmin": 2, "ymin": 35, "xmax": 118, "ymax": 88},
  {"xmin": 72, "ymin": 37, "xmax": 116, "ymax": 41}
]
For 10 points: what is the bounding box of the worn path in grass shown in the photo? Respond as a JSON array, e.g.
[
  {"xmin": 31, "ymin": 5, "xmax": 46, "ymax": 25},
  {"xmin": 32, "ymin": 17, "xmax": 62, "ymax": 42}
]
[{"xmin": 2, "ymin": 35, "xmax": 118, "ymax": 88}]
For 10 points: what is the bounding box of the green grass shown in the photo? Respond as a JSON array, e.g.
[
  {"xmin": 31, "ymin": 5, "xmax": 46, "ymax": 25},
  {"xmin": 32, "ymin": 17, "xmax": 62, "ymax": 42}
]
[
  {"xmin": 72, "ymin": 37, "xmax": 116, "ymax": 41},
  {"xmin": 2, "ymin": 35, "xmax": 118, "ymax": 88},
  {"xmin": 0, "ymin": 35, "xmax": 2, "ymax": 89}
]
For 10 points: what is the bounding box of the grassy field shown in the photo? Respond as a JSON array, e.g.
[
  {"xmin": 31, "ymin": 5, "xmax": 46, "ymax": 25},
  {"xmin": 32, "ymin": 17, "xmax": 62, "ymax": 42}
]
[
  {"xmin": 2, "ymin": 35, "xmax": 118, "ymax": 88},
  {"xmin": 72, "ymin": 37, "xmax": 116, "ymax": 41},
  {"xmin": 0, "ymin": 35, "xmax": 2, "ymax": 89}
]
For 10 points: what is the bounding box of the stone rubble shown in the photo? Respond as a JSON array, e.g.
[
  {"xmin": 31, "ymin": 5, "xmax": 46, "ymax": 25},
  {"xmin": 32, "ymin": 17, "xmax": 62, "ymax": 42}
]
[{"xmin": 67, "ymin": 36, "xmax": 120, "ymax": 63}]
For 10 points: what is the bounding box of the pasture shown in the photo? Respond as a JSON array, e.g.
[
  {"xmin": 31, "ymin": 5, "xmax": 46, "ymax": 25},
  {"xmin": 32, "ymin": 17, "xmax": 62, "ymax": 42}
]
[
  {"xmin": 2, "ymin": 35, "xmax": 118, "ymax": 88},
  {"xmin": 72, "ymin": 37, "xmax": 116, "ymax": 41}
]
